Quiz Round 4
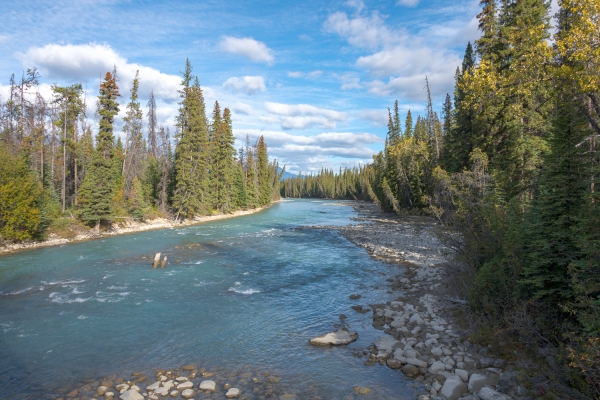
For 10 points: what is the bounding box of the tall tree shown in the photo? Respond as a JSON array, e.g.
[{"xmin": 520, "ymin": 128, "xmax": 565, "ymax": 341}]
[{"xmin": 77, "ymin": 72, "xmax": 120, "ymax": 231}]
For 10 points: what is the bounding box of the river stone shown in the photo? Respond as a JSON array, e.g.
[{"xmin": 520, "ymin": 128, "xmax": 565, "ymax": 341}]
[
  {"xmin": 181, "ymin": 389, "xmax": 195, "ymax": 399},
  {"xmin": 387, "ymin": 359, "xmax": 402, "ymax": 369},
  {"xmin": 478, "ymin": 387, "xmax": 512, "ymax": 400},
  {"xmin": 169, "ymin": 390, "xmax": 179, "ymax": 397},
  {"xmin": 119, "ymin": 389, "xmax": 144, "ymax": 400},
  {"xmin": 267, "ymin": 376, "xmax": 281, "ymax": 383},
  {"xmin": 97, "ymin": 386, "xmax": 108, "ymax": 396},
  {"xmin": 116, "ymin": 384, "xmax": 129, "ymax": 393},
  {"xmin": 353, "ymin": 386, "xmax": 371, "ymax": 395},
  {"xmin": 402, "ymin": 364, "xmax": 419, "ymax": 377},
  {"xmin": 349, "ymin": 294, "xmax": 361, "ymax": 299},
  {"xmin": 455, "ymin": 369, "xmax": 469, "ymax": 382},
  {"xmin": 429, "ymin": 361, "xmax": 446, "ymax": 375},
  {"xmin": 177, "ymin": 381, "xmax": 193, "ymax": 390},
  {"xmin": 374, "ymin": 335, "xmax": 399, "ymax": 353},
  {"xmin": 154, "ymin": 387, "xmax": 169, "ymax": 396},
  {"xmin": 199, "ymin": 380, "xmax": 216, "ymax": 391},
  {"xmin": 146, "ymin": 382, "xmax": 161, "ymax": 391},
  {"xmin": 468, "ymin": 373, "xmax": 496, "ymax": 393},
  {"xmin": 439, "ymin": 376, "xmax": 467, "ymax": 400},
  {"xmin": 225, "ymin": 388, "xmax": 241, "ymax": 398},
  {"xmin": 309, "ymin": 329, "xmax": 358, "ymax": 345},
  {"xmin": 105, "ymin": 392, "xmax": 115, "ymax": 399},
  {"xmin": 279, "ymin": 394, "xmax": 297, "ymax": 399},
  {"xmin": 176, "ymin": 377, "xmax": 189, "ymax": 382},
  {"xmin": 181, "ymin": 365, "xmax": 195, "ymax": 371}
]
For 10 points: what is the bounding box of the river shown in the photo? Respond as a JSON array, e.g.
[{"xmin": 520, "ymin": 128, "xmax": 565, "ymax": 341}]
[{"xmin": 0, "ymin": 199, "xmax": 418, "ymax": 399}]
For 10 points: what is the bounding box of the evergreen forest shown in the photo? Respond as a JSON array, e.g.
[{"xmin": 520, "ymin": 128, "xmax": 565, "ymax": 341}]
[
  {"xmin": 0, "ymin": 59, "xmax": 282, "ymax": 240},
  {"xmin": 282, "ymin": 0, "xmax": 600, "ymax": 395}
]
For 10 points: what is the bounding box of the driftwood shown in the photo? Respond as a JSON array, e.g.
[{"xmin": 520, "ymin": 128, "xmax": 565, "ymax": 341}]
[{"xmin": 153, "ymin": 252, "xmax": 161, "ymax": 268}]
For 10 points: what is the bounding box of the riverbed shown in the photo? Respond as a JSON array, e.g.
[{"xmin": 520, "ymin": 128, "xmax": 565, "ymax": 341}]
[{"xmin": 0, "ymin": 199, "xmax": 420, "ymax": 399}]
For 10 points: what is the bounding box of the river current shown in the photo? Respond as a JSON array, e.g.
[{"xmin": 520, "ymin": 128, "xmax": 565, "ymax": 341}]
[{"xmin": 0, "ymin": 199, "xmax": 417, "ymax": 399}]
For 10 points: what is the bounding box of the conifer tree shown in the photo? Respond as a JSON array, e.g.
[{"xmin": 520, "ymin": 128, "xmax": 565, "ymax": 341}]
[
  {"xmin": 122, "ymin": 71, "xmax": 144, "ymax": 200},
  {"xmin": 77, "ymin": 72, "xmax": 120, "ymax": 230},
  {"xmin": 404, "ymin": 110, "xmax": 413, "ymax": 137},
  {"xmin": 172, "ymin": 60, "xmax": 209, "ymax": 220},
  {"xmin": 476, "ymin": 0, "xmax": 499, "ymax": 60},
  {"xmin": 256, "ymin": 135, "xmax": 271, "ymax": 206}
]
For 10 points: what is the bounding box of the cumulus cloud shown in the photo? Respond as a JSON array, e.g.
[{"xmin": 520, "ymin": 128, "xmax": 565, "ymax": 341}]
[
  {"xmin": 287, "ymin": 70, "xmax": 322, "ymax": 79},
  {"xmin": 222, "ymin": 76, "xmax": 266, "ymax": 95},
  {"xmin": 219, "ymin": 36, "xmax": 274, "ymax": 65},
  {"xmin": 397, "ymin": 0, "xmax": 419, "ymax": 7},
  {"xmin": 359, "ymin": 109, "xmax": 389, "ymax": 127},
  {"xmin": 346, "ymin": 0, "xmax": 366, "ymax": 12},
  {"xmin": 232, "ymin": 102, "xmax": 253, "ymax": 115},
  {"xmin": 264, "ymin": 102, "xmax": 347, "ymax": 130},
  {"xmin": 325, "ymin": 10, "xmax": 469, "ymax": 100},
  {"xmin": 324, "ymin": 12, "xmax": 399, "ymax": 49},
  {"xmin": 234, "ymin": 129, "xmax": 380, "ymax": 172},
  {"xmin": 18, "ymin": 43, "xmax": 182, "ymax": 101}
]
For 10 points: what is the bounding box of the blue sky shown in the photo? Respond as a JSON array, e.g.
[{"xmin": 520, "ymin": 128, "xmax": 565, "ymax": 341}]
[{"xmin": 1, "ymin": 0, "xmax": 496, "ymax": 173}]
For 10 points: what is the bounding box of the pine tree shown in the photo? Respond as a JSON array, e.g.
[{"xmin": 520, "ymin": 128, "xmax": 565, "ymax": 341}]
[
  {"xmin": 172, "ymin": 60, "xmax": 210, "ymax": 220},
  {"xmin": 405, "ymin": 110, "xmax": 413, "ymax": 137},
  {"xmin": 519, "ymin": 94, "xmax": 588, "ymax": 306},
  {"xmin": 475, "ymin": 0, "xmax": 499, "ymax": 60},
  {"xmin": 256, "ymin": 135, "xmax": 271, "ymax": 206},
  {"xmin": 77, "ymin": 71, "xmax": 120, "ymax": 231},
  {"xmin": 122, "ymin": 70, "xmax": 145, "ymax": 201}
]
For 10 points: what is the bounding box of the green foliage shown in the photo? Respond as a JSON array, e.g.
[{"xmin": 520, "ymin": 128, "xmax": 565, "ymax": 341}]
[{"xmin": 0, "ymin": 146, "xmax": 42, "ymax": 241}]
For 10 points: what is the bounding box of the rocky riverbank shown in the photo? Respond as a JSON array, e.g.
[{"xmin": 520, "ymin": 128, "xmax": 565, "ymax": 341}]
[
  {"xmin": 311, "ymin": 202, "xmax": 531, "ymax": 400},
  {"xmin": 0, "ymin": 203, "xmax": 277, "ymax": 256}
]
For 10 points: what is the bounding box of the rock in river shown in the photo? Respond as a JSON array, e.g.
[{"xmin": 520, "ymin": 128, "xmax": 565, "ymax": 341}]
[
  {"xmin": 199, "ymin": 380, "xmax": 216, "ymax": 391},
  {"xmin": 119, "ymin": 389, "xmax": 144, "ymax": 400},
  {"xmin": 309, "ymin": 329, "xmax": 358, "ymax": 345}
]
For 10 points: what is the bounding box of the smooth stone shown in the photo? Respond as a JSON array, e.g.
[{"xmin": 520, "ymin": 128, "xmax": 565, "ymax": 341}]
[
  {"xmin": 478, "ymin": 387, "xmax": 512, "ymax": 400},
  {"xmin": 267, "ymin": 376, "xmax": 281, "ymax": 383},
  {"xmin": 439, "ymin": 376, "xmax": 467, "ymax": 400},
  {"xmin": 429, "ymin": 361, "xmax": 446, "ymax": 375},
  {"xmin": 279, "ymin": 394, "xmax": 297, "ymax": 399},
  {"xmin": 148, "ymin": 396, "xmax": 158, "ymax": 400},
  {"xmin": 349, "ymin": 294, "xmax": 362, "ymax": 299},
  {"xmin": 386, "ymin": 359, "xmax": 402, "ymax": 369},
  {"xmin": 105, "ymin": 392, "xmax": 115, "ymax": 399},
  {"xmin": 146, "ymin": 382, "xmax": 161, "ymax": 392},
  {"xmin": 120, "ymin": 389, "xmax": 144, "ymax": 400},
  {"xmin": 406, "ymin": 357, "xmax": 427, "ymax": 368},
  {"xmin": 97, "ymin": 386, "xmax": 108, "ymax": 396},
  {"xmin": 468, "ymin": 373, "xmax": 496, "ymax": 393},
  {"xmin": 176, "ymin": 377, "xmax": 189, "ymax": 382},
  {"xmin": 116, "ymin": 384, "xmax": 130, "ymax": 393},
  {"xmin": 353, "ymin": 386, "xmax": 371, "ymax": 395},
  {"xmin": 154, "ymin": 387, "xmax": 169, "ymax": 396},
  {"xmin": 169, "ymin": 390, "xmax": 179, "ymax": 398},
  {"xmin": 455, "ymin": 369, "xmax": 469, "ymax": 382},
  {"xmin": 374, "ymin": 335, "xmax": 399, "ymax": 353},
  {"xmin": 199, "ymin": 380, "xmax": 216, "ymax": 391},
  {"xmin": 309, "ymin": 329, "xmax": 358, "ymax": 345},
  {"xmin": 402, "ymin": 364, "xmax": 420, "ymax": 377},
  {"xmin": 181, "ymin": 389, "xmax": 195, "ymax": 399},
  {"xmin": 225, "ymin": 388, "xmax": 241, "ymax": 398},
  {"xmin": 479, "ymin": 357, "xmax": 495, "ymax": 368},
  {"xmin": 177, "ymin": 382, "xmax": 193, "ymax": 390}
]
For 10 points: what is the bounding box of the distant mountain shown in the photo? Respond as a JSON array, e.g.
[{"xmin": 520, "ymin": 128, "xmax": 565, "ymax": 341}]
[{"xmin": 278, "ymin": 167, "xmax": 300, "ymax": 181}]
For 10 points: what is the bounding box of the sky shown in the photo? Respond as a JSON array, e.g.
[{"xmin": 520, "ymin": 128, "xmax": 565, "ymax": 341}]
[{"xmin": 0, "ymin": 0, "xmax": 547, "ymax": 174}]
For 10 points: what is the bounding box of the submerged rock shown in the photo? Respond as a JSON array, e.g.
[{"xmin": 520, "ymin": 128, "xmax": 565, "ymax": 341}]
[
  {"xmin": 349, "ymin": 294, "xmax": 362, "ymax": 299},
  {"xmin": 309, "ymin": 329, "xmax": 358, "ymax": 345},
  {"xmin": 353, "ymin": 386, "xmax": 371, "ymax": 395},
  {"xmin": 225, "ymin": 387, "xmax": 241, "ymax": 398}
]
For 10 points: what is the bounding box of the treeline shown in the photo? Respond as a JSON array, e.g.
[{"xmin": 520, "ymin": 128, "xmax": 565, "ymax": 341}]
[
  {"xmin": 0, "ymin": 59, "xmax": 281, "ymax": 241},
  {"xmin": 282, "ymin": 0, "xmax": 600, "ymax": 395},
  {"xmin": 280, "ymin": 166, "xmax": 372, "ymax": 200}
]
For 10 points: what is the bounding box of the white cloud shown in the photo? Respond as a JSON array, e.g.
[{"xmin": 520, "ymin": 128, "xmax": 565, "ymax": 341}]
[
  {"xmin": 263, "ymin": 102, "xmax": 347, "ymax": 130},
  {"xmin": 346, "ymin": 0, "xmax": 366, "ymax": 12},
  {"xmin": 324, "ymin": 12, "xmax": 399, "ymax": 49},
  {"xmin": 287, "ymin": 70, "xmax": 323, "ymax": 79},
  {"xmin": 232, "ymin": 102, "xmax": 253, "ymax": 115},
  {"xmin": 359, "ymin": 109, "xmax": 389, "ymax": 127},
  {"xmin": 18, "ymin": 43, "xmax": 181, "ymax": 101},
  {"xmin": 397, "ymin": 0, "xmax": 419, "ymax": 7},
  {"xmin": 234, "ymin": 129, "xmax": 380, "ymax": 172},
  {"xmin": 222, "ymin": 76, "xmax": 266, "ymax": 95},
  {"xmin": 219, "ymin": 36, "xmax": 274, "ymax": 65},
  {"xmin": 334, "ymin": 73, "xmax": 363, "ymax": 90}
]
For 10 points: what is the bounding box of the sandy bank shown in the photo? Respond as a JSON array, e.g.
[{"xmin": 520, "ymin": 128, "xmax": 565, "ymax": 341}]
[{"xmin": 0, "ymin": 202, "xmax": 278, "ymax": 256}]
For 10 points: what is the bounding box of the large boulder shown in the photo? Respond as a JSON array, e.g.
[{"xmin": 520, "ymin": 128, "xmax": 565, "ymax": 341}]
[
  {"xmin": 309, "ymin": 329, "xmax": 358, "ymax": 345},
  {"xmin": 439, "ymin": 375, "xmax": 467, "ymax": 400}
]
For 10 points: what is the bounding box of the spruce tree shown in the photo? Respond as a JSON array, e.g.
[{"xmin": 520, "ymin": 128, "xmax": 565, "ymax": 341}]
[
  {"xmin": 256, "ymin": 135, "xmax": 271, "ymax": 206},
  {"xmin": 172, "ymin": 61, "xmax": 210, "ymax": 220},
  {"xmin": 405, "ymin": 110, "xmax": 413, "ymax": 137},
  {"xmin": 475, "ymin": 0, "xmax": 499, "ymax": 60},
  {"xmin": 77, "ymin": 71, "xmax": 120, "ymax": 230},
  {"xmin": 519, "ymin": 94, "xmax": 588, "ymax": 306}
]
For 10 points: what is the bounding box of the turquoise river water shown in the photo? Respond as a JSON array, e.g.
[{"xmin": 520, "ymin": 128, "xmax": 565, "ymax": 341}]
[{"xmin": 0, "ymin": 199, "xmax": 418, "ymax": 399}]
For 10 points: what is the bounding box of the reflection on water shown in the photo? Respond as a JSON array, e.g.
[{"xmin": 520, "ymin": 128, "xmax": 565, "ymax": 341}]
[{"xmin": 0, "ymin": 200, "xmax": 417, "ymax": 399}]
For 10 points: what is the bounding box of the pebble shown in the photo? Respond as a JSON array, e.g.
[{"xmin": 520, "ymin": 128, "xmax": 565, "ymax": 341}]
[{"xmin": 225, "ymin": 387, "xmax": 241, "ymax": 398}]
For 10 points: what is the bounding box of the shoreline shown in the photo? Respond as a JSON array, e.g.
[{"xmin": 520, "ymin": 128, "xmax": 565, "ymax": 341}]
[
  {"xmin": 0, "ymin": 201, "xmax": 279, "ymax": 256},
  {"xmin": 317, "ymin": 201, "xmax": 525, "ymax": 400}
]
